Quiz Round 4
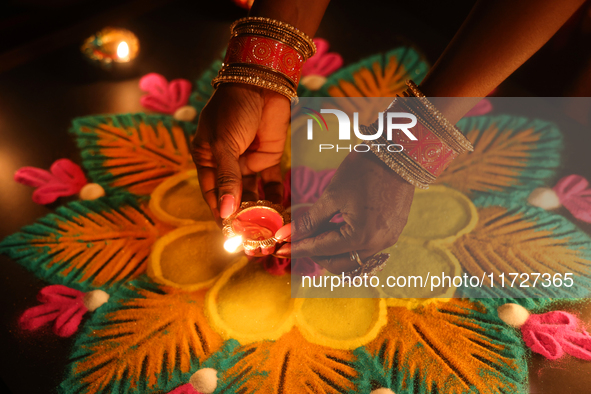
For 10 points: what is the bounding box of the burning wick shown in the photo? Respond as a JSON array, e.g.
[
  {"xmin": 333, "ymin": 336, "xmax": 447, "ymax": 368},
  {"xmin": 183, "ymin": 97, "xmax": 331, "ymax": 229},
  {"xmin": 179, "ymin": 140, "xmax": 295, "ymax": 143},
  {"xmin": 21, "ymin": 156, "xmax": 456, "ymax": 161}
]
[
  {"xmin": 224, "ymin": 235, "xmax": 243, "ymax": 253},
  {"xmin": 117, "ymin": 41, "xmax": 130, "ymax": 59}
]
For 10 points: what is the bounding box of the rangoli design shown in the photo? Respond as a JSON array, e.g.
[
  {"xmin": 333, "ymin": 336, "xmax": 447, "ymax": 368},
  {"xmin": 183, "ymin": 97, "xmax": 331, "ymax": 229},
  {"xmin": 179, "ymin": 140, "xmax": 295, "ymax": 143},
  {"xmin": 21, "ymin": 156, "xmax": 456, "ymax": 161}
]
[{"xmin": 2, "ymin": 44, "xmax": 591, "ymax": 394}]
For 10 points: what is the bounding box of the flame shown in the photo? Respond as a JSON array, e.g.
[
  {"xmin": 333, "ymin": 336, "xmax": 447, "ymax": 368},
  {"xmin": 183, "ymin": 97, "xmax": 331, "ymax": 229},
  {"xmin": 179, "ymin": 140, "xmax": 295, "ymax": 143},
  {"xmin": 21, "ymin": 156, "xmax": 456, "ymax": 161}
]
[
  {"xmin": 224, "ymin": 235, "xmax": 243, "ymax": 253},
  {"xmin": 117, "ymin": 41, "xmax": 129, "ymax": 59}
]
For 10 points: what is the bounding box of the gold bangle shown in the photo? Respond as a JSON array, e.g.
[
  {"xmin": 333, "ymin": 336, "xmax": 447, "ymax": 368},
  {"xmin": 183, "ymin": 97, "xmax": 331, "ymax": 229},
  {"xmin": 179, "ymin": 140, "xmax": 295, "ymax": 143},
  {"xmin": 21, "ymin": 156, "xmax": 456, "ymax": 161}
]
[
  {"xmin": 231, "ymin": 17, "xmax": 316, "ymax": 58},
  {"xmin": 217, "ymin": 63, "xmax": 298, "ymax": 90},
  {"xmin": 231, "ymin": 27, "xmax": 315, "ymax": 59},
  {"xmin": 358, "ymin": 124, "xmax": 435, "ymax": 185},
  {"xmin": 213, "ymin": 64, "xmax": 298, "ymax": 102},
  {"xmin": 393, "ymin": 98, "xmax": 466, "ymax": 154},
  {"xmin": 404, "ymin": 80, "xmax": 474, "ymax": 153}
]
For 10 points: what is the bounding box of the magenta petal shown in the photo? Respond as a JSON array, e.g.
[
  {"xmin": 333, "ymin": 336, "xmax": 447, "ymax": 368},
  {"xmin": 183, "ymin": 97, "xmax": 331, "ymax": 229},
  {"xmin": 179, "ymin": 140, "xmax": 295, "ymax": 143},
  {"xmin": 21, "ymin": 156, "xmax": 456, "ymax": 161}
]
[
  {"xmin": 167, "ymin": 383, "xmax": 200, "ymax": 394},
  {"xmin": 302, "ymin": 38, "xmax": 343, "ymax": 77},
  {"xmin": 313, "ymin": 53, "xmax": 344, "ymax": 77},
  {"xmin": 522, "ymin": 311, "xmax": 578, "ymax": 335},
  {"xmin": 14, "ymin": 167, "xmax": 53, "ymax": 187},
  {"xmin": 19, "ymin": 304, "xmax": 62, "ymax": 331},
  {"xmin": 554, "ymin": 174, "xmax": 589, "ymax": 198},
  {"xmin": 560, "ymin": 331, "xmax": 591, "ymax": 361},
  {"xmin": 38, "ymin": 285, "xmax": 84, "ymax": 303},
  {"xmin": 54, "ymin": 304, "xmax": 87, "ymax": 337},
  {"xmin": 32, "ymin": 183, "xmax": 77, "ymax": 205},
  {"xmin": 465, "ymin": 99, "xmax": 493, "ymax": 117},
  {"xmin": 139, "ymin": 73, "xmax": 192, "ymax": 113},
  {"xmin": 312, "ymin": 38, "xmax": 329, "ymax": 56},
  {"xmin": 141, "ymin": 95, "xmax": 175, "ymax": 114},
  {"xmin": 553, "ymin": 175, "xmax": 591, "ymax": 222},
  {"xmin": 139, "ymin": 73, "xmax": 169, "ymax": 94},
  {"xmin": 522, "ymin": 328, "xmax": 564, "ymax": 359},
  {"xmin": 50, "ymin": 159, "xmax": 87, "ymax": 189},
  {"xmin": 40, "ymin": 284, "xmax": 84, "ymax": 297},
  {"xmin": 292, "ymin": 166, "xmax": 321, "ymax": 204},
  {"xmin": 168, "ymin": 79, "xmax": 192, "ymax": 110},
  {"xmin": 562, "ymin": 196, "xmax": 591, "ymax": 223}
]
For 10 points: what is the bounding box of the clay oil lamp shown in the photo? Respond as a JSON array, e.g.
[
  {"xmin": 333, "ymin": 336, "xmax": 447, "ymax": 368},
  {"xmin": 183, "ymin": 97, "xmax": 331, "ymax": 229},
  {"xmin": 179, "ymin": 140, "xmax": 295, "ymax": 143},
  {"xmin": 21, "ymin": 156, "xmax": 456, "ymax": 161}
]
[{"xmin": 222, "ymin": 200, "xmax": 290, "ymax": 257}]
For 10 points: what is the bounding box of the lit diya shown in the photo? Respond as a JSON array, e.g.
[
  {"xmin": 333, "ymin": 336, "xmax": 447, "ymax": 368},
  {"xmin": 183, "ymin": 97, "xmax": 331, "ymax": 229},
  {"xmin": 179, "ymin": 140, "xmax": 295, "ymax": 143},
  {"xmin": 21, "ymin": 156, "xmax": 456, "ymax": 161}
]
[
  {"xmin": 222, "ymin": 200, "xmax": 290, "ymax": 256},
  {"xmin": 81, "ymin": 27, "xmax": 139, "ymax": 68}
]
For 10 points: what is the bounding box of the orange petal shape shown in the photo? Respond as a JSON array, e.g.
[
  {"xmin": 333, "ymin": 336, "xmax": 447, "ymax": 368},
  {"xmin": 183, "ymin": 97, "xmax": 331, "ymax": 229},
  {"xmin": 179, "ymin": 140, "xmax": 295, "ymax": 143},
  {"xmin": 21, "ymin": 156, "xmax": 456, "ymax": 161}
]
[
  {"xmin": 70, "ymin": 286, "xmax": 222, "ymax": 392},
  {"xmin": 72, "ymin": 114, "xmax": 195, "ymax": 195},
  {"xmin": 223, "ymin": 328, "xmax": 358, "ymax": 393}
]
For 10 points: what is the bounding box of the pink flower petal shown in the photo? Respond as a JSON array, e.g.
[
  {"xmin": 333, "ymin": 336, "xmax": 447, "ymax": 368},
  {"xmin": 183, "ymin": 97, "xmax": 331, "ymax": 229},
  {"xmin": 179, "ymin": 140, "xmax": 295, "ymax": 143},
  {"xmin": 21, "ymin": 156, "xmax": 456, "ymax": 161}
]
[
  {"xmin": 15, "ymin": 159, "xmax": 87, "ymax": 204},
  {"xmin": 19, "ymin": 304, "xmax": 62, "ymax": 331},
  {"xmin": 521, "ymin": 311, "xmax": 578, "ymax": 335},
  {"xmin": 522, "ymin": 329, "xmax": 564, "ymax": 360},
  {"xmin": 302, "ymin": 38, "xmax": 343, "ymax": 77},
  {"xmin": 553, "ymin": 175, "xmax": 591, "ymax": 223},
  {"xmin": 139, "ymin": 73, "xmax": 192, "ymax": 113},
  {"xmin": 54, "ymin": 304, "xmax": 87, "ymax": 337},
  {"xmin": 560, "ymin": 331, "xmax": 591, "ymax": 361},
  {"xmin": 49, "ymin": 159, "xmax": 87, "ymax": 188},
  {"xmin": 19, "ymin": 285, "xmax": 88, "ymax": 337},
  {"xmin": 167, "ymin": 383, "xmax": 200, "ymax": 394},
  {"xmin": 14, "ymin": 167, "xmax": 53, "ymax": 188},
  {"xmin": 465, "ymin": 99, "xmax": 493, "ymax": 117}
]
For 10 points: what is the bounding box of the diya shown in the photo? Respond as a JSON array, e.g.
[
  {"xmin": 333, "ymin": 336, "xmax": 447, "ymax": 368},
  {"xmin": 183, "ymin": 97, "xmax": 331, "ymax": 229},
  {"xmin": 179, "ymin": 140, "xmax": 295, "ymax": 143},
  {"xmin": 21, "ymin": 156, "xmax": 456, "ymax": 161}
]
[{"xmin": 222, "ymin": 200, "xmax": 290, "ymax": 256}]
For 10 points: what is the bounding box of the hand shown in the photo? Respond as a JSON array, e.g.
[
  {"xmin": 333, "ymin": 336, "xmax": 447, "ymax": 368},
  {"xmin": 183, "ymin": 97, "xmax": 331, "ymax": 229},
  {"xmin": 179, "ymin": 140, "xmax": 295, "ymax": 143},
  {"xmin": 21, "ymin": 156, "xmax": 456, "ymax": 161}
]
[
  {"xmin": 277, "ymin": 152, "xmax": 415, "ymax": 274},
  {"xmin": 191, "ymin": 84, "xmax": 290, "ymax": 223}
]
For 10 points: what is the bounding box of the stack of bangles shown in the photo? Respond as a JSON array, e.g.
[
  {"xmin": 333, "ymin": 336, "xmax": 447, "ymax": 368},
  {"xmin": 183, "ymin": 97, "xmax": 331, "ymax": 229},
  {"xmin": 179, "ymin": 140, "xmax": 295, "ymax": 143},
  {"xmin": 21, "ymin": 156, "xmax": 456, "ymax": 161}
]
[
  {"xmin": 212, "ymin": 17, "xmax": 317, "ymax": 102},
  {"xmin": 360, "ymin": 80, "xmax": 474, "ymax": 189}
]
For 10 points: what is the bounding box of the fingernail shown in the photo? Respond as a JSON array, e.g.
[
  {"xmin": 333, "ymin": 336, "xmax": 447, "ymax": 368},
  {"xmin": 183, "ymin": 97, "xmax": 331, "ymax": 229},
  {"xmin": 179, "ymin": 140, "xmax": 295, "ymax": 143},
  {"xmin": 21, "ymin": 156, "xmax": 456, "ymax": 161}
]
[
  {"xmin": 220, "ymin": 195, "xmax": 235, "ymax": 219},
  {"xmin": 275, "ymin": 223, "xmax": 292, "ymax": 240}
]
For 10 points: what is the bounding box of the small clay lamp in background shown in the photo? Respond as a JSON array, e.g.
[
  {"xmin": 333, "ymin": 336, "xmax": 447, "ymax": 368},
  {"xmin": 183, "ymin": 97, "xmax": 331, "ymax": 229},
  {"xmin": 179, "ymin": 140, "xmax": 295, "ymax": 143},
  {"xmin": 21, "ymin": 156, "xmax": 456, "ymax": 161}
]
[
  {"xmin": 81, "ymin": 27, "xmax": 139, "ymax": 69},
  {"xmin": 222, "ymin": 200, "xmax": 290, "ymax": 257}
]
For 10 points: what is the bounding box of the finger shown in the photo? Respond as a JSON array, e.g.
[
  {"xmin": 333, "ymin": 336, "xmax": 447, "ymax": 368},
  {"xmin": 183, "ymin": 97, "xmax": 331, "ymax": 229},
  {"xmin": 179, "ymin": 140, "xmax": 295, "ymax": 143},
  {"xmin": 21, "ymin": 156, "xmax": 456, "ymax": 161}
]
[
  {"xmin": 195, "ymin": 164, "xmax": 221, "ymax": 223},
  {"xmin": 274, "ymin": 242, "xmax": 291, "ymax": 257},
  {"xmin": 242, "ymin": 174, "xmax": 259, "ymax": 202},
  {"xmin": 311, "ymin": 249, "xmax": 375, "ymax": 275},
  {"xmin": 275, "ymin": 223, "xmax": 291, "ymax": 242},
  {"xmin": 260, "ymin": 164, "xmax": 284, "ymax": 204},
  {"xmin": 311, "ymin": 253, "xmax": 359, "ymax": 275},
  {"xmin": 213, "ymin": 147, "xmax": 242, "ymax": 218},
  {"xmin": 291, "ymin": 224, "xmax": 358, "ymax": 258},
  {"xmin": 192, "ymin": 138, "xmax": 222, "ymax": 223},
  {"xmin": 291, "ymin": 195, "xmax": 338, "ymax": 242}
]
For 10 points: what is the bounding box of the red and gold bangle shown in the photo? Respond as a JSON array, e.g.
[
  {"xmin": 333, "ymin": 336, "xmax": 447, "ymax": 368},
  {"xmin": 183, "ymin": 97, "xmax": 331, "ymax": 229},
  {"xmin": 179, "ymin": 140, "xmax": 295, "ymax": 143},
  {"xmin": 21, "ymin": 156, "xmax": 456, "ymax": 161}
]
[
  {"xmin": 361, "ymin": 81, "xmax": 474, "ymax": 189},
  {"xmin": 213, "ymin": 17, "xmax": 316, "ymax": 101},
  {"xmin": 224, "ymin": 35, "xmax": 305, "ymax": 86},
  {"xmin": 231, "ymin": 17, "xmax": 316, "ymax": 58},
  {"xmin": 212, "ymin": 64, "xmax": 298, "ymax": 101}
]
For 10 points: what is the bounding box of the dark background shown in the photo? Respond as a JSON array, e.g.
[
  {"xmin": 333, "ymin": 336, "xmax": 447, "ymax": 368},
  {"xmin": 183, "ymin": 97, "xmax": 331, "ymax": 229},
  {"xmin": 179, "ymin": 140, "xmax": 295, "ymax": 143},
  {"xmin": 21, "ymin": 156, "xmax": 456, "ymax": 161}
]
[{"xmin": 1, "ymin": 0, "xmax": 591, "ymax": 393}]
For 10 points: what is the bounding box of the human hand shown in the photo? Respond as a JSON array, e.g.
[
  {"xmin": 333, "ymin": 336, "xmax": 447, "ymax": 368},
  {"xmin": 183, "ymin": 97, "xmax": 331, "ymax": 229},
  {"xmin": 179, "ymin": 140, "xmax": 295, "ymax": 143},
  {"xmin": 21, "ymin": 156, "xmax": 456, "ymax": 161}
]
[
  {"xmin": 276, "ymin": 151, "xmax": 415, "ymax": 274},
  {"xmin": 191, "ymin": 84, "xmax": 290, "ymax": 224}
]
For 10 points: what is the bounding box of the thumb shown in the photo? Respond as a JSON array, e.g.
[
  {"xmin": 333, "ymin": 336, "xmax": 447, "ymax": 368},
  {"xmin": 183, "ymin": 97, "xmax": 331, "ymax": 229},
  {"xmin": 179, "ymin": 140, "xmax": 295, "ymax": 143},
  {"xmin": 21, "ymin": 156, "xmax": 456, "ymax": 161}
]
[
  {"xmin": 215, "ymin": 148, "xmax": 242, "ymax": 219},
  {"xmin": 291, "ymin": 194, "xmax": 338, "ymax": 242}
]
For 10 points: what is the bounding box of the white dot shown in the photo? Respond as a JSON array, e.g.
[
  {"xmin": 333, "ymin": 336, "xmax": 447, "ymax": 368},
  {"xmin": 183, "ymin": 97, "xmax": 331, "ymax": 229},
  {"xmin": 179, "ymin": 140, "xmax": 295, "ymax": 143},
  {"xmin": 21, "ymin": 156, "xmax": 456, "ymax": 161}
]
[{"xmin": 190, "ymin": 368, "xmax": 218, "ymax": 394}]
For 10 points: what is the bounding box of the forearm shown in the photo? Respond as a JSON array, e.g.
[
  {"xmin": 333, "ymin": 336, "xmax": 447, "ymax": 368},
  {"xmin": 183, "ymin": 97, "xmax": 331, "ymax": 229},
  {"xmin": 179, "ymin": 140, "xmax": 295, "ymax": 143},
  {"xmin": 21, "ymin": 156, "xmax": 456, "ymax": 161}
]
[
  {"xmin": 249, "ymin": 0, "xmax": 330, "ymax": 37},
  {"xmin": 421, "ymin": 0, "xmax": 586, "ymax": 123}
]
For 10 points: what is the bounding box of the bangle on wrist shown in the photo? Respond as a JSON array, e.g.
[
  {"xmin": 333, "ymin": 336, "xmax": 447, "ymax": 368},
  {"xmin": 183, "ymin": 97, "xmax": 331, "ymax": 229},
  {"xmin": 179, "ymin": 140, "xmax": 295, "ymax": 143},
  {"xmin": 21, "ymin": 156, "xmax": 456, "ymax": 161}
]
[
  {"xmin": 362, "ymin": 80, "xmax": 474, "ymax": 189},
  {"xmin": 212, "ymin": 17, "xmax": 317, "ymax": 102}
]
